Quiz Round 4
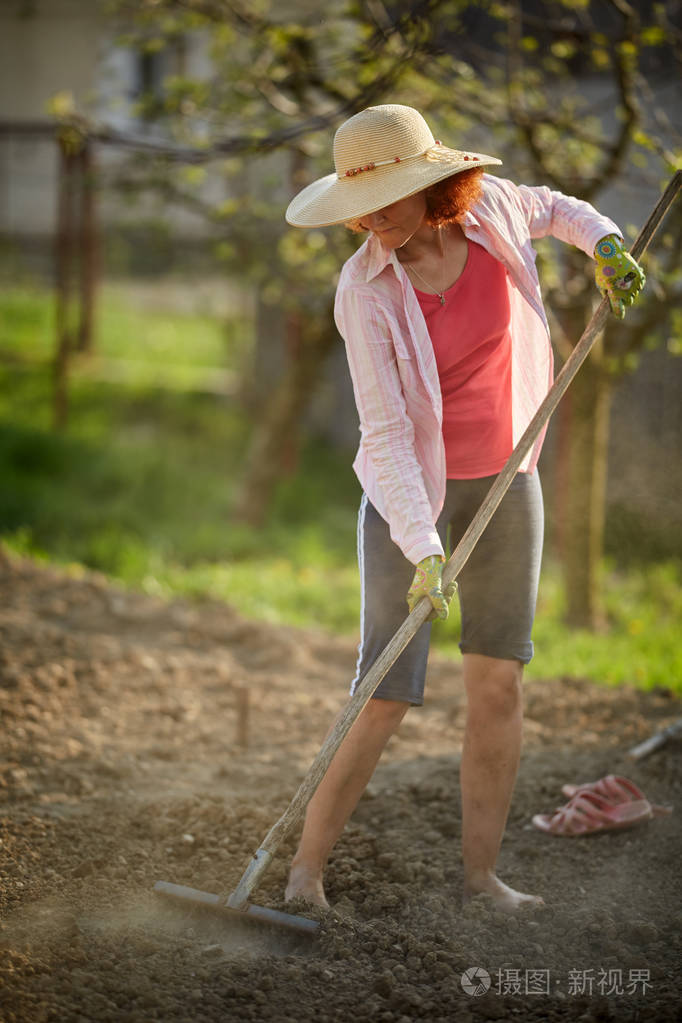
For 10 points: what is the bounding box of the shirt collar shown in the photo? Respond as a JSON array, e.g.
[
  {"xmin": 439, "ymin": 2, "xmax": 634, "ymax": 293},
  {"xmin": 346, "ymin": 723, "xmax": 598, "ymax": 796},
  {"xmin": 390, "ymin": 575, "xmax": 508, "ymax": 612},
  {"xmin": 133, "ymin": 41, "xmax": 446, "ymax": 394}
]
[
  {"xmin": 362, "ymin": 232, "xmax": 397, "ymax": 283},
  {"xmin": 462, "ymin": 209, "xmax": 480, "ymax": 230}
]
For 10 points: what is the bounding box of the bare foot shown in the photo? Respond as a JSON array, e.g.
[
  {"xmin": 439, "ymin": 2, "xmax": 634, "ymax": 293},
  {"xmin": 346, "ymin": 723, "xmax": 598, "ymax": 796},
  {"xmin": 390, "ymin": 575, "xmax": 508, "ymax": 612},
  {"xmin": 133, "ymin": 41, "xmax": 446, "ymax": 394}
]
[
  {"xmin": 285, "ymin": 863, "xmax": 329, "ymax": 909},
  {"xmin": 463, "ymin": 873, "xmax": 545, "ymax": 913}
]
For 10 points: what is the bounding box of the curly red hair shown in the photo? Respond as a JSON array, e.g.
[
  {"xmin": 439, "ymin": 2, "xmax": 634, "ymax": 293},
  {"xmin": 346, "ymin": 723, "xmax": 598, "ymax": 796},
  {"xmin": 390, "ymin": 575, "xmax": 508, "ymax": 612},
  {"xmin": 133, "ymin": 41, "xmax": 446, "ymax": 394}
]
[{"xmin": 423, "ymin": 167, "xmax": 484, "ymax": 226}]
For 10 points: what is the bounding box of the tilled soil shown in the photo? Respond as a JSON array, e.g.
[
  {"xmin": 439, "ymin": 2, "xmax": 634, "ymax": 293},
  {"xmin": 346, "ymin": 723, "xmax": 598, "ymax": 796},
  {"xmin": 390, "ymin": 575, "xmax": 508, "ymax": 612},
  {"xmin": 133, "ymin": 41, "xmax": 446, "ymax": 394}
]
[{"xmin": 1, "ymin": 550, "xmax": 680, "ymax": 1022}]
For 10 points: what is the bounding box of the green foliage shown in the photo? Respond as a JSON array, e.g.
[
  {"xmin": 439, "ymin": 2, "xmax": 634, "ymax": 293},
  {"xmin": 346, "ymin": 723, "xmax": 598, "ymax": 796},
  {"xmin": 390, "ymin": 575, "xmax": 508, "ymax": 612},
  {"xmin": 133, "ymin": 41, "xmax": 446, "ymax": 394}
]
[
  {"xmin": 101, "ymin": 0, "xmax": 680, "ymax": 353},
  {"xmin": 106, "ymin": 0, "xmax": 509, "ymax": 317}
]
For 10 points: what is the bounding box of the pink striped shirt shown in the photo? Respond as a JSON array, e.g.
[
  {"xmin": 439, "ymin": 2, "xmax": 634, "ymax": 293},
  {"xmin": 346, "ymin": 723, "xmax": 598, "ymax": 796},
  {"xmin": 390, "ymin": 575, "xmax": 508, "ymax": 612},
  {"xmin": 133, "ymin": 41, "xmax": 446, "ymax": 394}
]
[{"xmin": 334, "ymin": 174, "xmax": 620, "ymax": 564}]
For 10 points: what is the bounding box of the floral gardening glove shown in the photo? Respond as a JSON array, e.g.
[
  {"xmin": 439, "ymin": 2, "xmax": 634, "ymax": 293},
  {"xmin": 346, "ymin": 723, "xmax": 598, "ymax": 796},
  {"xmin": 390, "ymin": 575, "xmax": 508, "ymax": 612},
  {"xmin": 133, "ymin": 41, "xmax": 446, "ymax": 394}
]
[
  {"xmin": 594, "ymin": 234, "xmax": 646, "ymax": 319},
  {"xmin": 406, "ymin": 555, "xmax": 456, "ymax": 621}
]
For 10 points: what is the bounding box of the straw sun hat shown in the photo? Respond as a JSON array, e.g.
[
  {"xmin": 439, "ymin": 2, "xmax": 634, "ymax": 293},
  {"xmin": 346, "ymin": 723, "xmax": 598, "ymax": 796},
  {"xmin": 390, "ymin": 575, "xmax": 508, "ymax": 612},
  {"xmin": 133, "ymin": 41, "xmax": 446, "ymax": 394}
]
[{"xmin": 285, "ymin": 104, "xmax": 502, "ymax": 229}]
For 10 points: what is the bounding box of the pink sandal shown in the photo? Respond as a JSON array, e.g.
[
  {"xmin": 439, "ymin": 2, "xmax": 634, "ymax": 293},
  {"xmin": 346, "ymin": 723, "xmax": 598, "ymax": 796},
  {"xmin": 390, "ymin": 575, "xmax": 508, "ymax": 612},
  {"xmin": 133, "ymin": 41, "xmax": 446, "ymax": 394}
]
[
  {"xmin": 561, "ymin": 774, "xmax": 672, "ymax": 817},
  {"xmin": 532, "ymin": 790, "xmax": 654, "ymax": 837}
]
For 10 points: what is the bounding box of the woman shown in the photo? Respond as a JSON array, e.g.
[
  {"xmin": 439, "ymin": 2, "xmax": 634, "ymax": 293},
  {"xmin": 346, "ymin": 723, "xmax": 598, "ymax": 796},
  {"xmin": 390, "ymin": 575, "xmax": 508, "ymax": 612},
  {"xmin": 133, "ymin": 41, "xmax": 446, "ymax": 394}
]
[{"xmin": 283, "ymin": 104, "xmax": 644, "ymax": 912}]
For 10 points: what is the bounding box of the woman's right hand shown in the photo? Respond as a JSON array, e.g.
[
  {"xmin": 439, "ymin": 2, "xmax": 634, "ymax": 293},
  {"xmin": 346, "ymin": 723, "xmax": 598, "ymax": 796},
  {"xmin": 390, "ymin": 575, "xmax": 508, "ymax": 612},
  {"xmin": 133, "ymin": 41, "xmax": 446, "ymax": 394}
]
[{"xmin": 406, "ymin": 555, "xmax": 456, "ymax": 620}]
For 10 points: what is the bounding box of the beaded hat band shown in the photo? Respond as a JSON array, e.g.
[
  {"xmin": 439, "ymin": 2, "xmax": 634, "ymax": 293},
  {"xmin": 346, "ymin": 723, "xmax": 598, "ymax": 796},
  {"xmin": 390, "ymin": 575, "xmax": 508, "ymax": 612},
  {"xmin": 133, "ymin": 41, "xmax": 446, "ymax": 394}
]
[{"xmin": 286, "ymin": 104, "xmax": 502, "ymax": 229}]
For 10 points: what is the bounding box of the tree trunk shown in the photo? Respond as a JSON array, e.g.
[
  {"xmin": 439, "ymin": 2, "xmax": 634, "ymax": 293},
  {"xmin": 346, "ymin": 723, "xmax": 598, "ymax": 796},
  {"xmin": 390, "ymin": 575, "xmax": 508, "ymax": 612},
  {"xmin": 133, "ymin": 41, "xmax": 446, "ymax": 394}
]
[
  {"xmin": 54, "ymin": 139, "xmax": 77, "ymax": 431},
  {"xmin": 556, "ymin": 338, "xmax": 613, "ymax": 630},
  {"xmin": 232, "ymin": 314, "xmax": 337, "ymax": 525},
  {"xmin": 77, "ymin": 141, "xmax": 98, "ymax": 354}
]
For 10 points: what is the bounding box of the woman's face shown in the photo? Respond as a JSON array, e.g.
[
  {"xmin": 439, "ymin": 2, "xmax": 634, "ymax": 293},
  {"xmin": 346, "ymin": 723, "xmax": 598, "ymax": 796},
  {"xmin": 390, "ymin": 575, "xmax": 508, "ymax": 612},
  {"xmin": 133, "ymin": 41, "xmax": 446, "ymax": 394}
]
[{"xmin": 358, "ymin": 191, "xmax": 428, "ymax": 249}]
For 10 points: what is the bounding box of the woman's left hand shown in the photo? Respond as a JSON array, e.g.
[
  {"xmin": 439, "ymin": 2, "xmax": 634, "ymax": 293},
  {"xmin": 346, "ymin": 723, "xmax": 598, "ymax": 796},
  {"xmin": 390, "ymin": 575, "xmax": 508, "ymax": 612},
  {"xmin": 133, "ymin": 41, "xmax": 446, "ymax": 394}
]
[
  {"xmin": 406, "ymin": 555, "xmax": 456, "ymax": 621},
  {"xmin": 594, "ymin": 234, "xmax": 646, "ymax": 319}
]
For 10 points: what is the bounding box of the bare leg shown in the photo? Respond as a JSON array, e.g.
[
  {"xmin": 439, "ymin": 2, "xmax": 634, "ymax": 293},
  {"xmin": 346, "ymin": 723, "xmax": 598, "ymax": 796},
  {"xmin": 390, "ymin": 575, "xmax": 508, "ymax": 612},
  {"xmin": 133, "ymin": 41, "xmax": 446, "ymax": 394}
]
[
  {"xmin": 460, "ymin": 653, "xmax": 543, "ymax": 911},
  {"xmin": 285, "ymin": 697, "xmax": 409, "ymax": 907}
]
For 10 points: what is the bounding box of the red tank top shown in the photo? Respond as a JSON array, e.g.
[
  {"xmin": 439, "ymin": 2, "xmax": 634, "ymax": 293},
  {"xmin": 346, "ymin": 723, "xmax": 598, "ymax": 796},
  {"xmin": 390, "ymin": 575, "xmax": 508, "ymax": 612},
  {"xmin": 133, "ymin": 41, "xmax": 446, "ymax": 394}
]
[{"xmin": 414, "ymin": 239, "xmax": 513, "ymax": 479}]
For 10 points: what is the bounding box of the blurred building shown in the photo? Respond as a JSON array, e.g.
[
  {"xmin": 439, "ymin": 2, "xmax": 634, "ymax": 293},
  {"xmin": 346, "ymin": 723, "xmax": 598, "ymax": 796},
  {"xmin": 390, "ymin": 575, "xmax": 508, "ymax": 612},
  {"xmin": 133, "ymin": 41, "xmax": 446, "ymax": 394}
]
[{"xmin": 0, "ymin": 0, "xmax": 228, "ymax": 278}]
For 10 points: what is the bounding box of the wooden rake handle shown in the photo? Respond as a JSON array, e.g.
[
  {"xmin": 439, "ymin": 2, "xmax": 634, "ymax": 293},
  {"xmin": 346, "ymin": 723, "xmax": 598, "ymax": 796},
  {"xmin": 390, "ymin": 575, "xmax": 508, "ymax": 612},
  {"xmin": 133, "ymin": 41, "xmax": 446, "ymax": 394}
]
[{"xmin": 226, "ymin": 170, "xmax": 682, "ymax": 910}]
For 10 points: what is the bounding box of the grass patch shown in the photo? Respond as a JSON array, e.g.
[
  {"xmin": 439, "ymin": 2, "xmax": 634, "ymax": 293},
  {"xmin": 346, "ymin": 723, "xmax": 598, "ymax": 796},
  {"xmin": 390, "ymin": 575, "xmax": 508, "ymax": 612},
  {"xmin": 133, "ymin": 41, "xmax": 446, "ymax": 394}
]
[
  {"xmin": 1, "ymin": 283, "xmax": 680, "ymax": 694},
  {"xmin": 0, "ymin": 282, "xmax": 233, "ymax": 362},
  {"xmin": 527, "ymin": 561, "xmax": 682, "ymax": 690}
]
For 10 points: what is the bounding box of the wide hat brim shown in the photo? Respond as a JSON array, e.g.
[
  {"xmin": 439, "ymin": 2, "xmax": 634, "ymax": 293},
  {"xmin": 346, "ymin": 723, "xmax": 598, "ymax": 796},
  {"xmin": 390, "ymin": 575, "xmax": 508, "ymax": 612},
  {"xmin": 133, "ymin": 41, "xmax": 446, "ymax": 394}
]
[{"xmin": 286, "ymin": 144, "xmax": 502, "ymax": 228}]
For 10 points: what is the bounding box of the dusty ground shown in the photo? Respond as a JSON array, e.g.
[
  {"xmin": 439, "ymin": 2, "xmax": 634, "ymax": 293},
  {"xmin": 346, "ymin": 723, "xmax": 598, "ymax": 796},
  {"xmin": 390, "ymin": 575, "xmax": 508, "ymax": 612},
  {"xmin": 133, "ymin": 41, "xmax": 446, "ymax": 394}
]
[{"xmin": 1, "ymin": 549, "xmax": 680, "ymax": 1022}]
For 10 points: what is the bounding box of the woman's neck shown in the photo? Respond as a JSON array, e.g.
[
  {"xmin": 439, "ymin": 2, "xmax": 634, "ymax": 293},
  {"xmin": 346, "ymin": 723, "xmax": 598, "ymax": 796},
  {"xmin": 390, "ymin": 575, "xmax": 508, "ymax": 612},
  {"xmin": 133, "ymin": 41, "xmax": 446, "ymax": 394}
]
[{"xmin": 396, "ymin": 222, "xmax": 453, "ymax": 264}]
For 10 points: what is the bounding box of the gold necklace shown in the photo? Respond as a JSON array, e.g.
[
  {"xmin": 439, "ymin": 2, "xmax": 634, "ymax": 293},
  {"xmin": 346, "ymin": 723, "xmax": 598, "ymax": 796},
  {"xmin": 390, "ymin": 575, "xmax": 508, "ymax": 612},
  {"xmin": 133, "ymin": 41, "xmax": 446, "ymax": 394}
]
[{"xmin": 407, "ymin": 229, "xmax": 448, "ymax": 305}]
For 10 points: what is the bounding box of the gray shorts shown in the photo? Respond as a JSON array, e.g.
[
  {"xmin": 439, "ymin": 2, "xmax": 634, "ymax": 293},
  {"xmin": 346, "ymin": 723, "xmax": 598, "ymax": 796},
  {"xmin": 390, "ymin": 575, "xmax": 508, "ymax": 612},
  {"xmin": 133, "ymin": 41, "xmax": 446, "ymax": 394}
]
[{"xmin": 351, "ymin": 472, "xmax": 544, "ymax": 706}]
